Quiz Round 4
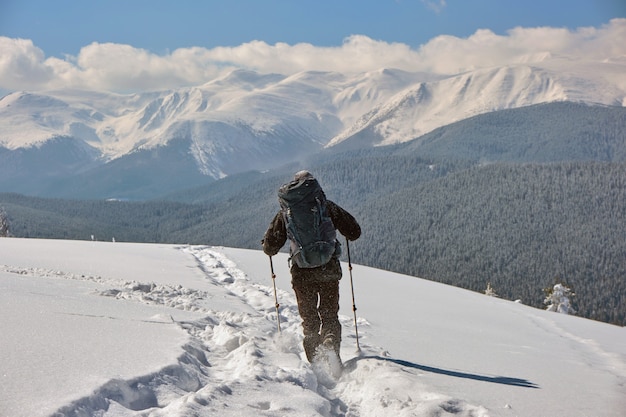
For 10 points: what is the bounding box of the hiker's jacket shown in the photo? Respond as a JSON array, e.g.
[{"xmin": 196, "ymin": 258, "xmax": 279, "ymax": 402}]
[{"xmin": 262, "ymin": 200, "xmax": 361, "ymax": 282}]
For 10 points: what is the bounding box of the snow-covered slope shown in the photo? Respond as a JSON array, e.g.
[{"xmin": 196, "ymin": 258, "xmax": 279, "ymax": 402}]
[{"xmin": 1, "ymin": 238, "xmax": 624, "ymax": 417}]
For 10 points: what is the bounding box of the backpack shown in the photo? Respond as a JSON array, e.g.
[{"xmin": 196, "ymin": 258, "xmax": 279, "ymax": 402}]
[{"xmin": 278, "ymin": 176, "xmax": 340, "ymax": 268}]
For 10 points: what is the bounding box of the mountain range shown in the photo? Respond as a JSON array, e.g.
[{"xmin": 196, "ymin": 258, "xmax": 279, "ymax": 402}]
[
  {"xmin": 1, "ymin": 57, "xmax": 625, "ymax": 199},
  {"xmin": 2, "ymin": 54, "xmax": 625, "ymax": 326}
]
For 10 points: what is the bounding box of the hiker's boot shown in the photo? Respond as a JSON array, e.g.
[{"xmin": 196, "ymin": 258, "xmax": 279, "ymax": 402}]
[
  {"xmin": 303, "ymin": 333, "xmax": 321, "ymax": 362},
  {"xmin": 322, "ymin": 334, "xmax": 341, "ymax": 361}
]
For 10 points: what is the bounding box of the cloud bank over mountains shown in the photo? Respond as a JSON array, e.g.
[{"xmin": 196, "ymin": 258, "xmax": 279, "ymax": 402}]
[{"xmin": 2, "ymin": 18, "xmax": 624, "ymax": 93}]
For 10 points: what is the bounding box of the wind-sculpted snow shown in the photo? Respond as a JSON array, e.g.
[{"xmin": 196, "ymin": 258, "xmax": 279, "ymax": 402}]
[{"xmin": 23, "ymin": 246, "xmax": 489, "ymax": 417}]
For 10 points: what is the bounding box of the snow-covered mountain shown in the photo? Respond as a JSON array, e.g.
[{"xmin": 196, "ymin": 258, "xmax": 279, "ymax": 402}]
[
  {"xmin": 1, "ymin": 59, "xmax": 624, "ymax": 197},
  {"xmin": 329, "ymin": 60, "xmax": 626, "ymax": 149}
]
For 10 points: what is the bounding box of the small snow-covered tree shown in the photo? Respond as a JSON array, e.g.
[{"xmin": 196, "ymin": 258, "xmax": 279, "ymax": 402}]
[
  {"xmin": 0, "ymin": 207, "xmax": 10, "ymax": 237},
  {"xmin": 485, "ymin": 282, "xmax": 498, "ymax": 297},
  {"xmin": 544, "ymin": 283, "xmax": 576, "ymax": 315}
]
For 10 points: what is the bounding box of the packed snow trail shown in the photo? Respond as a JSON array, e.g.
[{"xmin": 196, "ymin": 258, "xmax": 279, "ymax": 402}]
[{"xmin": 48, "ymin": 245, "xmax": 489, "ymax": 416}]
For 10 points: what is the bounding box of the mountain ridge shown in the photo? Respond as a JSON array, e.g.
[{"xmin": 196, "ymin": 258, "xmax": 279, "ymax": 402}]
[{"xmin": 1, "ymin": 60, "xmax": 624, "ymax": 198}]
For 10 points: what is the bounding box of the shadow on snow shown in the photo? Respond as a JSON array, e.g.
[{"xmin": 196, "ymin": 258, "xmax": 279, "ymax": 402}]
[{"xmin": 345, "ymin": 355, "xmax": 540, "ymax": 389}]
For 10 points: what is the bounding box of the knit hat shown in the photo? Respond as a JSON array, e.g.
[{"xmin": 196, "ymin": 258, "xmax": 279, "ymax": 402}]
[{"xmin": 294, "ymin": 170, "xmax": 314, "ymax": 181}]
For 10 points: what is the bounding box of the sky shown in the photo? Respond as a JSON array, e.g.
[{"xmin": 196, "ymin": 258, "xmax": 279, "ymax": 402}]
[{"xmin": 0, "ymin": 0, "xmax": 625, "ymax": 93}]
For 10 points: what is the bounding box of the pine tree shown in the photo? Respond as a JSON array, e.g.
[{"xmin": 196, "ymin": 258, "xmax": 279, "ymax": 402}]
[
  {"xmin": 544, "ymin": 283, "xmax": 576, "ymax": 315},
  {"xmin": 485, "ymin": 282, "xmax": 498, "ymax": 297}
]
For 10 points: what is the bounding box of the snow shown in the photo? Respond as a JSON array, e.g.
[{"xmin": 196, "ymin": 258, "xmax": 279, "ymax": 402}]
[
  {"xmin": 326, "ymin": 63, "xmax": 625, "ymax": 148},
  {"xmin": 1, "ymin": 238, "xmax": 625, "ymax": 417},
  {"xmin": 2, "ymin": 60, "xmax": 624, "ymax": 173}
]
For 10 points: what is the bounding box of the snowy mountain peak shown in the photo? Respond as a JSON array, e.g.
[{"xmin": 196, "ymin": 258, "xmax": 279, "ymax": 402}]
[
  {"xmin": 205, "ymin": 68, "xmax": 286, "ymax": 90},
  {"xmin": 0, "ymin": 60, "xmax": 624, "ymax": 196},
  {"xmin": 328, "ymin": 63, "xmax": 624, "ymax": 148}
]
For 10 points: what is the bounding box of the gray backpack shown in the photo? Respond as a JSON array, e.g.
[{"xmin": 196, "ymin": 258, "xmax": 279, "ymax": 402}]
[{"xmin": 278, "ymin": 176, "xmax": 340, "ymax": 268}]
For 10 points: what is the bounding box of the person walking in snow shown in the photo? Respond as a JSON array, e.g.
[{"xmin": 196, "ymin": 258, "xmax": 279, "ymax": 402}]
[{"xmin": 262, "ymin": 170, "xmax": 361, "ymax": 363}]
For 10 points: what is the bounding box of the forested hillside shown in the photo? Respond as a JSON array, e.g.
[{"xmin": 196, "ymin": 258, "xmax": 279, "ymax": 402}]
[
  {"xmin": 355, "ymin": 162, "xmax": 626, "ymax": 325},
  {"xmin": 400, "ymin": 102, "xmax": 626, "ymax": 162},
  {"xmin": 0, "ymin": 193, "xmax": 205, "ymax": 242}
]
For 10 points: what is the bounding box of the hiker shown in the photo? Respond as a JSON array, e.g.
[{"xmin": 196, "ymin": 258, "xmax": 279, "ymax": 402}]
[{"xmin": 262, "ymin": 170, "xmax": 361, "ymax": 363}]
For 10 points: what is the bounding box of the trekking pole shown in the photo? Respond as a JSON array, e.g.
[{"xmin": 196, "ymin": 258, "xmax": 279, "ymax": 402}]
[
  {"xmin": 346, "ymin": 238, "xmax": 361, "ymax": 351},
  {"xmin": 269, "ymin": 256, "xmax": 282, "ymax": 333}
]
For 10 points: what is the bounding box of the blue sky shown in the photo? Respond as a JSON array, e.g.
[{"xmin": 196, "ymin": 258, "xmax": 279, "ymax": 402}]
[
  {"xmin": 0, "ymin": 0, "xmax": 624, "ymax": 93},
  {"xmin": 2, "ymin": 0, "xmax": 624, "ymax": 57}
]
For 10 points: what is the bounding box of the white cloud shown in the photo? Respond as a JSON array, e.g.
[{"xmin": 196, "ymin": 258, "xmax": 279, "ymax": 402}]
[
  {"xmin": 1, "ymin": 19, "xmax": 624, "ymax": 93},
  {"xmin": 0, "ymin": 38, "xmax": 55, "ymax": 90},
  {"xmin": 415, "ymin": 18, "xmax": 626, "ymax": 73},
  {"xmin": 208, "ymin": 36, "xmax": 420, "ymax": 75}
]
